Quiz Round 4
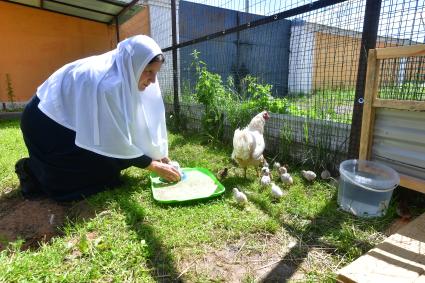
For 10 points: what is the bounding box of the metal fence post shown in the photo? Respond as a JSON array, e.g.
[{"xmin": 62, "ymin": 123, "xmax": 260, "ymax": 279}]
[
  {"xmin": 171, "ymin": 0, "xmax": 180, "ymax": 128},
  {"xmin": 348, "ymin": 0, "xmax": 382, "ymax": 159}
]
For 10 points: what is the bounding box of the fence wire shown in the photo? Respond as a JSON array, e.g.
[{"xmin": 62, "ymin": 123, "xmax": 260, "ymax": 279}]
[
  {"xmin": 380, "ymin": 56, "xmax": 425, "ymax": 101},
  {"xmin": 156, "ymin": 0, "xmax": 424, "ymax": 171}
]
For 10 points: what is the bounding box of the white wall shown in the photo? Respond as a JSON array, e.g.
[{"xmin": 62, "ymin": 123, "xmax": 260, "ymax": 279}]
[{"xmin": 288, "ymin": 20, "xmax": 315, "ymax": 94}]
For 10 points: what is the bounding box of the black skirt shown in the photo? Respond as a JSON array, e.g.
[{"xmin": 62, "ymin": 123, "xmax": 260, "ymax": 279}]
[{"xmin": 20, "ymin": 95, "xmax": 152, "ymax": 201}]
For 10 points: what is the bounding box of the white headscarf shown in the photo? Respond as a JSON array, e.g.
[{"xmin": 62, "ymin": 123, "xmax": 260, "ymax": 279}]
[{"xmin": 36, "ymin": 35, "xmax": 168, "ymax": 160}]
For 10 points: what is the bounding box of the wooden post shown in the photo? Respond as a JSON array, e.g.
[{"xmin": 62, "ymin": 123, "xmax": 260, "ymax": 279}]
[
  {"xmin": 348, "ymin": 0, "xmax": 382, "ymax": 159},
  {"xmin": 171, "ymin": 0, "xmax": 180, "ymax": 128},
  {"xmin": 359, "ymin": 49, "xmax": 380, "ymax": 160}
]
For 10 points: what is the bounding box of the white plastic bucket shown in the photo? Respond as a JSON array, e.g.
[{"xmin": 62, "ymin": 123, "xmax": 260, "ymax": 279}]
[{"xmin": 338, "ymin": 159, "xmax": 400, "ymax": 217}]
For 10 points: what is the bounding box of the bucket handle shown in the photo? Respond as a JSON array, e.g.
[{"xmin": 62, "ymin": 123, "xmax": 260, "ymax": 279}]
[{"xmin": 340, "ymin": 170, "xmax": 399, "ymax": 193}]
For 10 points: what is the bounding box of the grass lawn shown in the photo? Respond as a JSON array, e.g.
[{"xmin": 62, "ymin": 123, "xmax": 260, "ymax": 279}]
[{"xmin": 0, "ymin": 118, "xmax": 423, "ymax": 282}]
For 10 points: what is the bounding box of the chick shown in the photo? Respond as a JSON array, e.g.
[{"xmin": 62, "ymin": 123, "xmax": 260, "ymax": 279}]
[
  {"xmin": 261, "ymin": 166, "xmax": 270, "ymax": 175},
  {"xmin": 217, "ymin": 168, "xmax": 228, "ymax": 180},
  {"xmin": 280, "ymin": 173, "xmax": 293, "ymax": 185},
  {"xmin": 270, "ymin": 183, "xmax": 284, "ymax": 199},
  {"xmin": 262, "ymin": 158, "xmax": 269, "ymax": 168},
  {"xmin": 273, "ymin": 162, "xmax": 281, "ymax": 171},
  {"xmin": 302, "ymin": 170, "xmax": 316, "ymax": 182},
  {"xmin": 278, "ymin": 165, "xmax": 287, "ymax": 175},
  {"xmin": 320, "ymin": 169, "xmax": 331, "ymax": 180},
  {"xmin": 260, "ymin": 172, "xmax": 272, "ymax": 187},
  {"xmin": 396, "ymin": 199, "xmax": 412, "ymax": 220},
  {"xmin": 233, "ymin": 188, "xmax": 248, "ymax": 205}
]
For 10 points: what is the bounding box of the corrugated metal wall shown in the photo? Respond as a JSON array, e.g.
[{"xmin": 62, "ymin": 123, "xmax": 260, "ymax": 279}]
[{"xmin": 372, "ymin": 108, "xmax": 425, "ymax": 180}]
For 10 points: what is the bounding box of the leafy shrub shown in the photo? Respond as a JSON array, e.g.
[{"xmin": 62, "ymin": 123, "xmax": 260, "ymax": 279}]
[{"xmin": 191, "ymin": 50, "xmax": 235, "ymax": 141}]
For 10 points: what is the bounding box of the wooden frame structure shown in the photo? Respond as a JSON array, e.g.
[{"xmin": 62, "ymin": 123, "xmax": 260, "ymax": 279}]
[
  {"xmin": 337, "ymin": 212, "xmax": 425, "ymax": 282},
  {"xmin": 359, "ymin": 44, "xmax": 425, "ymax": 193}
]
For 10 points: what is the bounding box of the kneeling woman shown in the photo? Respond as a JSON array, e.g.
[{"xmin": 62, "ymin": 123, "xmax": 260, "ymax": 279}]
[{"xmin": 16, "ymin": 35, "xmax": 181, "ymax": 202}]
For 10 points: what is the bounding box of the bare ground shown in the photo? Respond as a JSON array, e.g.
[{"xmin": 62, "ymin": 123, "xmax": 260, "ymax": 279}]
[
  {"xmin": 175, "ymin": 216, "xmax": 411, "ymax": 282},
  {"xmin": 0, "ymin": 189, "xmax": 96, "ymax": 251},
  {"xmin": 175, "ymin": 231, "xmax": 324, "ymax": 282}
]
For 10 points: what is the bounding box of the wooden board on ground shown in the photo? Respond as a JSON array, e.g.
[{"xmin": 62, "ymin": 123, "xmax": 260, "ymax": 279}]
[{"xmin": 337, "ymin": 212, "xmax": 425, "ymax": 283}]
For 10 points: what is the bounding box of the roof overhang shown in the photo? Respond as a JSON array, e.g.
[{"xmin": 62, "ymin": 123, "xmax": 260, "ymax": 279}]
[{"xmin": 3, "ymin": 0, "xmax": 143, "ymax": 25}]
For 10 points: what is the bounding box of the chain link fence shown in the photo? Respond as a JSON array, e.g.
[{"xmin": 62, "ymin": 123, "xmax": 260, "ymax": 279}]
[{"xmin": 152, "ymin": 0, "xmax": 424, "ymax": 172}]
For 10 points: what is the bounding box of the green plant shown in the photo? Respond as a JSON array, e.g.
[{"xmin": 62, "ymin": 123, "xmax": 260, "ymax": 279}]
[
  {"xmin": 5, "ymin": 74, "xmax": 15, "ymax": 109},
  {"xmin": 303, "ymin": 118, "xmax": 309, "ymax": 145},
  {"xmin": 380, "ymin": 81, "xmax": 425, "ymax": 101},
  {"xmin": 239, "ymin": 75, "xmax": 289, "ymax": 114},
  {"xmin": 279, "ymin": 124, "xmax": 294, "ymax": 163},
  {"xmin": 190, "ymin": 50, "xmax": 234, "ymax": 142},
  {"xmin": 286, "ymin": 89, "xmax": 355, "ymax": 124}
]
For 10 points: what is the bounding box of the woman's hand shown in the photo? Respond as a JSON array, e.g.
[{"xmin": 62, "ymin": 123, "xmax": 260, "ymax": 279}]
[{"xmin": 147, "ymin": 160, "xmax": 181, "ymax": 182}]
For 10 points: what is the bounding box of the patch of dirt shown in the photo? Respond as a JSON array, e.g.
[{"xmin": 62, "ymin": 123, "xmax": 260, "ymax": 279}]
[
  {"xmin": 197, "ymin": 249, "xmax": 294, "ymax": 282},
  {"xmin": 385, "ymin": 217, "xmax": 411, "ymax": 236},
  {"xmin": 0, "ymin": 193, "xmax": 96, "ymax": 251},
  {"xmin": 177, "ymin": 232, "xmax": 304, "ymax": 282}
]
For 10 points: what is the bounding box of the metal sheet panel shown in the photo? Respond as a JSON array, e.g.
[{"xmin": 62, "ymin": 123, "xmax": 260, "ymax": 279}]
[
  {"xmin": 58, "ymin": 0, "xmax": 123, "ymax": 14},
  {"xmin": 44, "ymin": 2, "xmax": 113, "ymax": 23},
  {"xmin": 372, "ymin": 108, "xmax": 425, "ymax": 179},
  {"xmin": 9, "ymin": 0, "xmax": 39, "ymax": 6},
  {"xmin": 6, "ymin": 0, "xmax": 140, "ymax": 24}
]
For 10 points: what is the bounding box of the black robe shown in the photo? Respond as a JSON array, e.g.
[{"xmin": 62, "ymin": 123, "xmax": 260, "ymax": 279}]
[{"xmin": 20, "ymin": 95, "xmax": 152, "ymax": 201}]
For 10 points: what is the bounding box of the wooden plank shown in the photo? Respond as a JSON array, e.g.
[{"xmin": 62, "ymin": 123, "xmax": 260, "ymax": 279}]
[
  {"xmin": 359, "ymin": 49, "xmax": 379, "ymax": 160},
  {"xmin": 337, "ymin": 212, "xmax": 425, "ymax": 283},
  {"xmin": 400, "ymin": 174, "xmax": 425, "ymax": 194},
  {"xmin": 376, "ymin": 44, "xmax": 425, "ymax": 59},
  {"xmin": 373, "ymin": 99, "xmax": 425, "ymax": 111},
  {"xmin": 359, "ymin": 45, "xmax": 425, "ymax": 193}
]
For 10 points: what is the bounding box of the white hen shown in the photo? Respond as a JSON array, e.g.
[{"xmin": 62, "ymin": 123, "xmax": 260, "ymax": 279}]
[
  {"xmin": 231, "ymin": 111, "xmax": 270, "ymax": 178},
  {"xmin": 233, "ymin": 188, "xmax": 248, "ymax": 205}
]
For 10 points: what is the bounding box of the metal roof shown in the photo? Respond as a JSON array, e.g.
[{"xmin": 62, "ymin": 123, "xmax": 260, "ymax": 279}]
[{"xmin": 4, "ymin": 0, "xmax": 143, "ymax": 25}]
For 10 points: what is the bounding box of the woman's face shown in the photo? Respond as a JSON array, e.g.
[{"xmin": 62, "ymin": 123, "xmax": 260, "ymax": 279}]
[{"xmin": 138, "ymin": 61, "xmax": 163, "ymax": 91}]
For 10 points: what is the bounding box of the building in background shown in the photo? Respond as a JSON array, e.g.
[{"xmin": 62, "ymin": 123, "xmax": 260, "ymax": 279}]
[{"xmin": 0, "ymin": 0, "xmax": 148, "ymax": 108}]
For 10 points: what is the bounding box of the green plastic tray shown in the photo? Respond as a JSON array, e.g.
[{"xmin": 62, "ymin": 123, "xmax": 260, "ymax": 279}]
[{"xmin": 150, "ymin": 167, "xmax": 225, "ymax": 204}]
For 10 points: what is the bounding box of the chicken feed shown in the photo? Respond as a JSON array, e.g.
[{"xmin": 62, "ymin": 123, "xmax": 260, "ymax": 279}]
[{"xmin": 152, "ymin": 170, "xmax": 218, "ymax": 201}]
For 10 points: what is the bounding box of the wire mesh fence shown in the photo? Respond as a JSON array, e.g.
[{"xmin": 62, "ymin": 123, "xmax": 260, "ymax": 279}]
[
  {"xmin": 380, "ymin": 56, "xmax": 425, "ymax": 101},
  {"xmin": 154, "ymin": 0, "xmax": 424, "ymax": 172}
]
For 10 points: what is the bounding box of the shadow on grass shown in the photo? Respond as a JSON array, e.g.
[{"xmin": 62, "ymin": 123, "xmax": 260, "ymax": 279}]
[
  {"xmin": 108, "ymin": 175, "xmax": 183, "ymax": 282},
  {"xmin": 248, "ymin": 188, "xmax": 398, "ymax": 282},
  {"xmin": 1, "ymin": 172, "xmax": 182, "ymax": 282},
  {"xmin": 111, "ymin": 170, "xmax": 265, "ymax": 281}
]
